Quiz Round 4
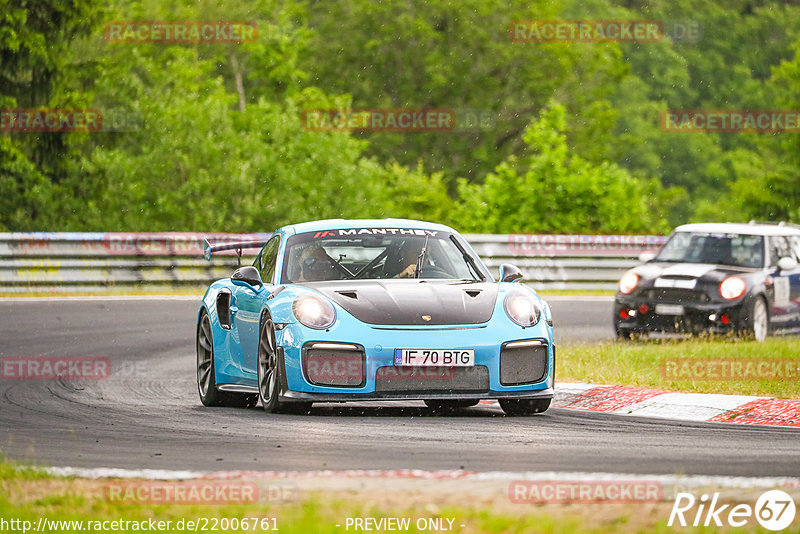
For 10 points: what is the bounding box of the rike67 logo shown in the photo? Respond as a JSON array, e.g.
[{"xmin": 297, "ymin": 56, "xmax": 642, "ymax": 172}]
[{"xmin": 669, "ymin": 490, "xmax": 796, "ymax": 531}]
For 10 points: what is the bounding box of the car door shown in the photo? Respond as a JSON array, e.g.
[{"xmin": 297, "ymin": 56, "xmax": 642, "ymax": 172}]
[
  {"xmin": 233, "ymin": 235, "xmax": 280, "ymax": 375},
  {"xmin": 786, "ymin": 235, "xmax": 800, "ymax": 326},
  {"xmin": 767, "ymin": 235, "xmax": 800, "ymax": 327}
]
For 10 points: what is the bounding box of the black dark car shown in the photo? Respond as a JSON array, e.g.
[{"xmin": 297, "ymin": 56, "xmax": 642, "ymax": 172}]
[{"xmin": 614, "ymin": 222, "xmax": 800, "ymax": 341}]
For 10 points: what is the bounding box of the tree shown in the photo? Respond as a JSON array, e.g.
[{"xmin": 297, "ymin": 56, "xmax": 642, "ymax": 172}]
[
  {"xmin": 451, "ymin": 103, "xmax": 668, "ymax": 234},
  {"xmin": 301, "ymin": 0, "xmax": 628, "ymax": 186}
]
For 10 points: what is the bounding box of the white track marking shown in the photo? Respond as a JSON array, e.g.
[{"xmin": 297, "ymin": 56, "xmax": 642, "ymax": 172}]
[
  {"xmin": 615, "ymin": 392, "xmax": 768, "ymax": 421},
  {"xmin": 46, "ymin": 466, "xmax": 205, "ymax": 479}
]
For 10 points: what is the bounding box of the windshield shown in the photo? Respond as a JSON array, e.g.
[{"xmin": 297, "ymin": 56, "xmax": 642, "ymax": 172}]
[
  {"xmin": 281, "ymin": 229, "xmax": 486, "ymax": 283},
  {"xmin": 655, "ymin": 232, "xmax": 764, "ymax": 268}
]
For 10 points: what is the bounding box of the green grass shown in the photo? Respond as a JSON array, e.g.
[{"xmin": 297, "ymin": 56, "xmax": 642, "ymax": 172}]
[
  {"xmin": 559, "ymin": 337, "xmax": 800, "ymax": 398},
  {"xmin": 0, "ymin": 456, "xmax": 753, "ymax": 534}
]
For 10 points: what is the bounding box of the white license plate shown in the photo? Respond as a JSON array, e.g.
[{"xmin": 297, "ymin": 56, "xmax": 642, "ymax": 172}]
[
  {"xmin": 654, "ymin": 278, "xmax": 697, "ymax": 289},
  {"xmin": 655, "ymin": 304, "xmax": 684, "ymax": 316},
  {"xmin": 394, "ymin": 349, "xmax": 475, "ymax": 367}
]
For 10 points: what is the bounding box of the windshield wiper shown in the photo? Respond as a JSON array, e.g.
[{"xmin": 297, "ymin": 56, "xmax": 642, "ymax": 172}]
[
  {"xmin": 448, "ymin": 236, "xmax": 484, "ymax": 281},
  {"xmin": 414, "ymin": 234, "xmax": 430, "ymax": 279}
]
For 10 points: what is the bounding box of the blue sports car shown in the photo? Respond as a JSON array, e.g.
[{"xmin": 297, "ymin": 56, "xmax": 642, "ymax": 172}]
[{"xmin": 197, "ymin": 219, "xmax": 555, "ymax": 415}]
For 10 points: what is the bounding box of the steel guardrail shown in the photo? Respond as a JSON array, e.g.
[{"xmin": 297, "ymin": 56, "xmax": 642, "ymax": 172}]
[{"xmin": 0, "ymin": 232, "xmax": 666, "ymax": 292}]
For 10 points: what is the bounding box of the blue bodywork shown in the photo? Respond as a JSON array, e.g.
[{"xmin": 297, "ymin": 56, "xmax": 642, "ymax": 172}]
[{"xmin": 199, "ymin": 219, "xmax": 555, "ymax": 402}]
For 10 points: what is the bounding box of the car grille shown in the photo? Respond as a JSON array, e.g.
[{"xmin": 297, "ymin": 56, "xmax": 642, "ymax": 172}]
[
  {"xmin": 302, "ymin": 343, "xmax": 365, "ymax": 387},
  {"xmin": 375, "ymin": 365, "xmax": 489, "ymax": 393},
  {"xmin": 645, "ymin": 288, "xmax": 710, "ymax": 303},
  {"xmin": 500, "ymin": 340, "xmax": 549, "ymax": 385}
]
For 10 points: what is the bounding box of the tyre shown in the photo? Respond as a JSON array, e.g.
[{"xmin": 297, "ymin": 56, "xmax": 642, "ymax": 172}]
[
  {"xmin": 741, "ymin": 296, "xmax": 769, "ymax": 342},
  {"xmin": 424, "ymin": 399, "xmax": 480, "ymax": 412},
  {"xmin": 197, "ymin": 310, "xmax": 258, "ymax": 408},
  {"xmin": 499, "ymin": 398, "xmax": 551, "ymax": 416},
  {"xmin": 257, "ymin": 315, "xmax": 282, "ymax": 412},
  {"xmin": 257, "ymin": 314, "xmax": 312, "ymax": 414}
]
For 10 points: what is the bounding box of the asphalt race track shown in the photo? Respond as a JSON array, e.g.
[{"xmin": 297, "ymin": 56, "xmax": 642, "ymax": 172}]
[{"xmin": 1, "ymin": 297, "xmax": 799, "ymax": 477}]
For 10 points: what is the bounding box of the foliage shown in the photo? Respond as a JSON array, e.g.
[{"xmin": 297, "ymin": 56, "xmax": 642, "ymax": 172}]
[
  {"xmin": 1, "ymin": 0, "xmax": 799, "ymax": 233},
  {"xmin": 452, "ymin": 104, "xmax": 666, "ymax": 234}
]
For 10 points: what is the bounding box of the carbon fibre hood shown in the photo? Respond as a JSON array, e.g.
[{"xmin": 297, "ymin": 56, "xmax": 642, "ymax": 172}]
[{"xmin": 308, "ymin": 280, "xmax": 498, "ymax": 325}]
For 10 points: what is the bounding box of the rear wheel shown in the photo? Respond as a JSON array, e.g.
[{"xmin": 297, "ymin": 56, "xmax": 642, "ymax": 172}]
[
  {"xmin": 499, "ymin": 398, "xmax": 551, "ymax": 416},
  {"xmin": 424, "ymin": 399, "xmax": 480, "ymax": 412},
  {"xmin": 197, "ymin": 311, "xmax": 258, "ymax": 408}
]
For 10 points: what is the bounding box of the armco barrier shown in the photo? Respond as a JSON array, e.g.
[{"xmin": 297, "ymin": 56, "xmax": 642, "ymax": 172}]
[
  {"xmin": 0, "ymin": 233, "xmax": 271, "ymax": 293},
  {"xmin": 0, "ymin": 232, "xmax": 665, "ymax": 292},
  {"xmin": 469, "ymin": 234, "xmax": 665, "ymax": 290}
]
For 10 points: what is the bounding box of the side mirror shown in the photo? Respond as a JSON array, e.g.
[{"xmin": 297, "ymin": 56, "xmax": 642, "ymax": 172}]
[
  {"xmin": 638, "ymin": 252, "xmax": 656, "ymax": 263},
  {"xmin": 498, "ymin": 263, "xmax": 523, "ymax": 283},
  {"xmin": 231, "ymin": 266, "xmax": 263, "ymax": 290},
  {"xmin": 778, "ymin": 256, "xmax": 798, "ymax": 271}
]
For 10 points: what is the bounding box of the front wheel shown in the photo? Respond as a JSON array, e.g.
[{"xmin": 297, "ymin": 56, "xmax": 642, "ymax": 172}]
[
  {"xmin": 740, "ymin": 296, "xmax": 769, "ymax": 342},
  {"xmin": 499, "ymin": 398, "xmax": 551, "ymax": 416},
  {"xmin": 257, "ymin": 316, "xmax": 282, "ymax": 412},
  {"xmin": 257, "ymin": 315, "xmax": 312, "ymax": 414}
]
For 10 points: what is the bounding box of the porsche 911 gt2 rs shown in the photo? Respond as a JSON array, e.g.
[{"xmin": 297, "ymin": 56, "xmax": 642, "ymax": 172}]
[{"xmin": 197, "ymin": 219, "xmax": 555, "ymax": 416}]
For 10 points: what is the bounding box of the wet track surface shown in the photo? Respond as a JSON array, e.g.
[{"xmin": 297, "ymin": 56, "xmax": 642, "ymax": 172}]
[{"xmin": 1, "ymin": 297, "xmax": 799, "ymax": 476}]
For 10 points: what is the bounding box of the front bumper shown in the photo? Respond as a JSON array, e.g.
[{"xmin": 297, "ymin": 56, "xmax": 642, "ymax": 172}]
[
  {"xmin": 281, "ymin": 387, "xmax": 554, "ymax": 402},
  {"xmin": 276, "ymin": 318, "xmax": 555, "ymax": 400},
  {"xmin": 614, "ymin": 295, "xmax": 749, "ymax": 334}
]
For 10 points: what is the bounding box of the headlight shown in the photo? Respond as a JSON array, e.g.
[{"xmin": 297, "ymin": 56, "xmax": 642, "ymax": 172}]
[
  {"xmin": 504, "ymin": 291, "xmax": 541, "ymax": 327},
  {"xmin": 619, "ymin": 272, "xmax": 639, "ymax": 294},
  {"xmin": 292, "ymin": 295, "xmax": 336, "ymax": 329},
  {"xmin": 719, "ymin": 276, "xmax": 746, "ymax": 300}
]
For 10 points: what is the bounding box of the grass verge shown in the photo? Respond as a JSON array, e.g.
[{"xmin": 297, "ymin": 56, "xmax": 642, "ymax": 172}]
[
  {"xmin": 559, "ymin": 337, "xmax": 800, "ymax": 398},
  {"xmin": 0, "ymin": 456, "xmax": 775, "ymax": 534}
]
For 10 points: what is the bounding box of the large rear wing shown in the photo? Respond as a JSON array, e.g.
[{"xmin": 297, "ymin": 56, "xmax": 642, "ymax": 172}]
[{"xmin": 203, "ymin": 236, "xmax": 272, "ymax": 266}]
